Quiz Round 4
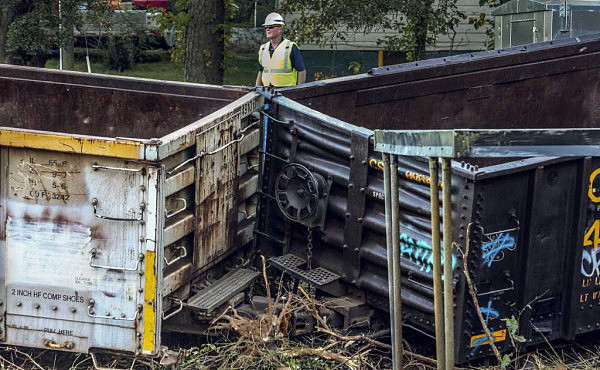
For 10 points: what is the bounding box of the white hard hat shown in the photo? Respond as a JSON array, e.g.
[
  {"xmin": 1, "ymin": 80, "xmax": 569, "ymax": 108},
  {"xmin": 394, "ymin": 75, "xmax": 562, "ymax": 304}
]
[{"xmin": 262, "ymin": 12, "xmax": 285, "ymax": 27}]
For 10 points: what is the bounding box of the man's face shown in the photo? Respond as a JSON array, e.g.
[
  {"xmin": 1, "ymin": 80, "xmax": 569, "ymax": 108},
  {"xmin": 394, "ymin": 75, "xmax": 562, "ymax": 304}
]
[{"xmin": 265, "ymin": 25, "xmax": 283, "ymax": 41}]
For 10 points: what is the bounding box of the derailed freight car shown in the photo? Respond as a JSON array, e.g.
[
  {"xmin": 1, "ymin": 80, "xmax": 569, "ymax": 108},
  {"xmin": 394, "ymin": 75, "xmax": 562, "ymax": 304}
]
[
  {"xmin": 1, "ymin": 33, "xmax": 600, "ymax": 365},
  {"xmin": 0, "ymin": 65, "xmax": 263, "ymax": 357},
  {"xmin": 256, "ymin": 34, "xmax": 600, "ymax": 363}
]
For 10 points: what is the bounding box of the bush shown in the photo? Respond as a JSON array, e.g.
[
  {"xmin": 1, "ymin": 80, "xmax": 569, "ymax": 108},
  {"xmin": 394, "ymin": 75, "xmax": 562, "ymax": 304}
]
[{"xmin": 104, "ymin": 36, "xmax": 138, "ymax": 71}]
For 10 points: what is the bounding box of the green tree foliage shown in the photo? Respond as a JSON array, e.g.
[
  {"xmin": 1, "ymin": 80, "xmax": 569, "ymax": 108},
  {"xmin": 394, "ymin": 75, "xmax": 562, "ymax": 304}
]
[
  {"xmin": 278, "ymin": 0, "xmax": 466, "ymax": 60},
  {"xmin": 154, "ymin": 0, "xmax": 191, "ymax": 62},
  {"xmin": 469, "ymin": 0, "xmax": 509, "ymax": 50},
  {"xmin": 0, "ymin": 0, "xmax": 111, "ymax": 67},
  {"xmin": 3, "ymin": 1, "xmax": 57, "ymax": 66},
  {"xmin": 155, "ymin": 0, "xmax": 238, "ymax": 83}
]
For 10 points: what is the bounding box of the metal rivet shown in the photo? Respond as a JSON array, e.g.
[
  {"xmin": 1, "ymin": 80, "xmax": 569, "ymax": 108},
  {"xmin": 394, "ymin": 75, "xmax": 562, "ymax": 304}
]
[
  {"xmin": 52, "ymin": 305, "xmax": 57, "ymax": 311},
  {"xmin": 140, "ymin": 185, "xmax": 146, "ymax": 192},
  {"xmin": 34, "ymin": 303, "xmax": 40, "ymax": 309},
  {"xmin": 71, "ymin": 307, "xmax": 77, "ymax": 313},
  {"xmin": 16, "ymin": 302, "xmax": 22, "ymax": 307}
]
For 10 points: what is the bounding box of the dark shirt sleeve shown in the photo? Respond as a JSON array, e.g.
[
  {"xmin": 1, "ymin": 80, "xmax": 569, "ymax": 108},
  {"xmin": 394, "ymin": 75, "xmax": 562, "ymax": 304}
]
[{"xmin": 290, "ymin": 45, "xmax": 306, "ymax": 72}]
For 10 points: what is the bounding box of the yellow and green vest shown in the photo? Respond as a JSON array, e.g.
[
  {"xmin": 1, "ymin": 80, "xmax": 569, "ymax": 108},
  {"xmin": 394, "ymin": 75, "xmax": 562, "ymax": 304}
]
[{"xmin": 259, "ymin": 39, "xmax": 298, "ymax": 87}]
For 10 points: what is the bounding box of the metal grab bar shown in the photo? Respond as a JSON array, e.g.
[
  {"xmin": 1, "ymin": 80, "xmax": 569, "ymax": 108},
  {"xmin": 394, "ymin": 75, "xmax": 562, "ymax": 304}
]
[
  {"xmin": 167, "ymin": 133, "xmax": 245, "ymax": 176},
  {"xmin": 162, "ymin": 299, "xmax": 183, "ymax": 320},
  {"xmin": 89, "ymin": 249, "xmax": 144, "ymax": 272},
  {"xmin": 476, "ymin": 277, "xmax": 515, "ymax": 297},
  {"xmin": 165, "ymin": 198, "xmax": 187, "ymax": 219},
  {"xmin": 163, "ymin": 246, "xmax": 187, "ymax": 266},
  {"xmin": 407, "ymin": 274, "xmax": 434, "ymax": 292},
  {"xmin": 91, "ymin": 198, "xmax": 144, "ymax": 222},
  {"xmin": 91, "ymin": 163, "xmax": 144, "ymax": 173},
  {"xmin": 87, "ymin": 301, "xmax": 143, "ymax": 321}
]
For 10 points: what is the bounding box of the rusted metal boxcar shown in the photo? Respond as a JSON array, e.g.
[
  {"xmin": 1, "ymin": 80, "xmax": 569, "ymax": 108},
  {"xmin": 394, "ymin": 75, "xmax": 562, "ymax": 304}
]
[
  {"xmin": 2, "ymin": 32, "xmax": 600, "ymax": 366},
  {"xmin": 0, "ymin": 65, "xmax": 262, "ymax": 357},
  {"xmin": 256, "ymin": 34, "xmax": 600, "ymax": 363}
]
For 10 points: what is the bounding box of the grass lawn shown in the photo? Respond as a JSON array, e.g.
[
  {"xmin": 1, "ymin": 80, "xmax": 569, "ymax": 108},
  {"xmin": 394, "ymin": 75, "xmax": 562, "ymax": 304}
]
[{"xmin": 45, "ymin": 54, "xmax": 258, "ymax": 87}]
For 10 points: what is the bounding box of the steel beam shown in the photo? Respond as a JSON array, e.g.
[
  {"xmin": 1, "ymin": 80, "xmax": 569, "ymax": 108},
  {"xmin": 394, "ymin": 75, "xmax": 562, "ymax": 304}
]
[{"xmin": 374, "ymin": 129, "xmax": 600, "ymax": 158}]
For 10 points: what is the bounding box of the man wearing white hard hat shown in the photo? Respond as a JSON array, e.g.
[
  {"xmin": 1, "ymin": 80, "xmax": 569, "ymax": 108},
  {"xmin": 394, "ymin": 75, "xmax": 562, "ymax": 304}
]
[{"xmin": 256, "ymin": 12, "xmax": 306, "ymax": 87}]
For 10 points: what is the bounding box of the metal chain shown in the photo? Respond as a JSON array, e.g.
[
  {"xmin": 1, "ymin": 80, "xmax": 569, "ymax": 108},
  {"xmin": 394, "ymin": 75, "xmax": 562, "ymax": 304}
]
[{"xmin": 306, "ymin": 227, "xmax": 313, "ymax": 270}]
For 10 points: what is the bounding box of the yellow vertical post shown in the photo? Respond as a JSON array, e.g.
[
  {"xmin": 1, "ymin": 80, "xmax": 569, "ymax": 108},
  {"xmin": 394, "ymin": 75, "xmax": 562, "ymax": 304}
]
[
  {"xmin": 429, "ymin": 158, "xmax": 445, "ymax": 370},
  {"xmin": 442, "ymin": 158, "xmax": 454, "ymax": 368},
  {"xmin": 378, "ymin": 50, "xmax": 384, "ymax": 67}
]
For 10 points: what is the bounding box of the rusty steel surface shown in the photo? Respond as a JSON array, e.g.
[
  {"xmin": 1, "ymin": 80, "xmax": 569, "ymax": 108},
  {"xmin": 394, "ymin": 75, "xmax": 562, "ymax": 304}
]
[
  {"xmin": 2, "ymin": 148, "xmax": 147, "ymax": 353},
  {"xmin": 0, "ymin": 66, "xmax": 263, "ymax": 357},
  {"xmin": 193, "ymin": 97, "xmax": 260, "ymax": 272},
  {"xmin": 256, "ymin": 33, "xmax": 600, "ymax": 363},
  {"xmin": 280, "ymin": 34, "xmax": 600, "ymax": 132},
  {"xmin": 0, "ymin": 65, "xmax": 248, "ymax": 139}
]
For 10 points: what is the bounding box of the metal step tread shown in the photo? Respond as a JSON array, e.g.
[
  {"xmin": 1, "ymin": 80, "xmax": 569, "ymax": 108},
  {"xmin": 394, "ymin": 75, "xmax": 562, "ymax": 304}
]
[
  {"xmin": 187, "ymin": 268, "xmax": 260, "ymax": 313},
  {"xmin": 270, "ymin": 254, "xmax": 340, "ymax": 286}
]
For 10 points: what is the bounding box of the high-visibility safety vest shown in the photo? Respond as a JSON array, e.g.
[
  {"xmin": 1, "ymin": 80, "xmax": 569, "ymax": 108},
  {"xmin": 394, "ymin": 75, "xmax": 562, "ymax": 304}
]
[{"xmin": 259, "ymin": 39, "xmax": 298, "ymax": 87}]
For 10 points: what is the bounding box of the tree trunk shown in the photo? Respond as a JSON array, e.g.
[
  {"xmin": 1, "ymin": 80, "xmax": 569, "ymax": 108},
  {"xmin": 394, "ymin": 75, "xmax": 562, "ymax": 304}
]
[
  {"xmin": 184, "ymin": 0, "xmax": 225, "ymax": 84},
  {"xmin": 414, "ymin": 14, "xmax": 427, "ymax": 61},
  {"xmin": 412, "ymin": 0, "xmax": 431, "ymax": 61},
  {"xmin": 0, "ymin": 0, "xmax": 34, "ymax": 63},
  {"xmin": 60, "ymin": 0, "xmax": 77, "ymax": 70}
]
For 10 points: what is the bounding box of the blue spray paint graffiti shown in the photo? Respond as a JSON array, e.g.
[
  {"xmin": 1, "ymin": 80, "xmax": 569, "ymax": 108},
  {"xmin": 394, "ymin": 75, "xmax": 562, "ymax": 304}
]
[
  {"xmin": 399, "ymin": 233, "xmax": 456, "ymax": 274},
  {"xmin": 481, "ymin": 231, "xmax": 516, "ymax": 267},
  {"xmin": 470, "ymin": 300, "xmax": 500, "ymax": 355},
  {"xmin": 480, "ymin": 299, "xmax": 499, "ymax": 325}
]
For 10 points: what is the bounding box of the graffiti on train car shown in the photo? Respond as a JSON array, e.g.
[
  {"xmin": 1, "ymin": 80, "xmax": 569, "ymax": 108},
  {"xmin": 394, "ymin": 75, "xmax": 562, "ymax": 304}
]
[
  {"xmin": 480, "ymin": 229, "xmax": 517, "ymax": 267},
  {"xmin": 368, "ymin": 158, "xmax": 441, "ymax": 187},
  {"xmin": 579, "ymin": 167, "xmax": 600, "ymax": 304},
  {"xmin": 399, "ymin": 233, "xmax": 456, "ymax": 273},
  {"xmin": 470, "ymin": 300, "xmax": 504, "ymax": 354},
  {"xmin": 582, "ymin": 248, "xmax": 600, "ymax": 278},
  {"xmin": 585, "ymin": 168, "xmax": 600, "ymax": 249}
]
